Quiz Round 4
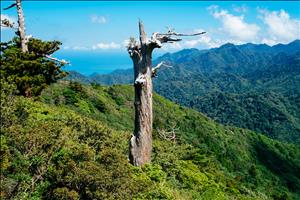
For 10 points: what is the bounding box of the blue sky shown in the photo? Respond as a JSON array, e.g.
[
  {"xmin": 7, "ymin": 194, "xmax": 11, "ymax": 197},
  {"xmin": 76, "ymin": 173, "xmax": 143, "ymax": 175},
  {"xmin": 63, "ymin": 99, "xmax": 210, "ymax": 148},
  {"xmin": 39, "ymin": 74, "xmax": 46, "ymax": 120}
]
[
  {"xmin": 1, "ymin": 1, "xmax": 299, "ymax": 52},
  {"xmin": 1, "ymin": 1, "xmax": 299, "ymax": 74}
]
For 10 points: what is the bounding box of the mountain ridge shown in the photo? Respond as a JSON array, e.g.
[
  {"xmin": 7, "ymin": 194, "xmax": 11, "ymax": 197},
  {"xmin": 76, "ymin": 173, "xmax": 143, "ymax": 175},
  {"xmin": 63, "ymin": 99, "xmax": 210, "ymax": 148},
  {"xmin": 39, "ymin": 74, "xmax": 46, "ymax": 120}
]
[
  {"xmin": 72, "ymin": 39, "xmax": 300, "ymax": 79},
  {"xmin": 66, "ymin": 40, "xmax": 300, "ymax": 145}
]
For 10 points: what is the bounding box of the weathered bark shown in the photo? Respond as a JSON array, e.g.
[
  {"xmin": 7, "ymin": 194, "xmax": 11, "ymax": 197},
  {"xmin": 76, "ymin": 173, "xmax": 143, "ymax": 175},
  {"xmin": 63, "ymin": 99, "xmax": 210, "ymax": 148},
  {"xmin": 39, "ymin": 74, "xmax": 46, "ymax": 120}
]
[
  {"xmin": 129, "ymin": 21, "xmax": 153, "ymax": 166},
  {"xmin": 128, "ymin": 21, "xmax": 205, "ymax": 166},
  {"xmin": 16, "ymin": 0, "xmax": 28, "ymax": 53}
]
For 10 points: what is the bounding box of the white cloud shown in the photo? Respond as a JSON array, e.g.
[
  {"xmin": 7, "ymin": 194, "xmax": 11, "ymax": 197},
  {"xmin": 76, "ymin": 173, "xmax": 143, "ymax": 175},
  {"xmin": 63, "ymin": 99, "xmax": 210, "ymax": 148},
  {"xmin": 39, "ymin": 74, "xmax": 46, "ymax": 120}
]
[
  {"xmin": 183, "ymin": 35, "xmax": 220, "ymax": 49},
  {"xmin": 122, "ymin": 39, "xmax": 131, "ymax": 48},
  {"xmin": 161, "ymin": 34, "xmax": 223, "ymax": 51},
  {"xmin": 232, "ymin": 5, "xmax": 248, "ymax": 13},
  {"xmin": 1, "ymin": 14, "xmax": 16, "ymax": 30},
  {"xmin": 259, "ymin": 9, "xmax": 300, "ymax": 44},
  {"xmin": 92, "ymin": 42, "xmax": 121, "ymax": 50},
  {"xmin": 183, "ymin": 37, "xmax": 246, "ymax": 49},
  {"xmin": 158, "ymin": 28, "xmax": 236, "ymax": 51},
  {"xmin": 208, "ymin": 5, "xmax": 260, "ymax": 42},
  {"xmin": 184, "ymin": 40, "xmax": 198, "ymax": 47},
  {"xmin": 65, "ymin": 7, "xmax": 300, "ymax": 52},
  {"xmin": 181, "ymin": 29, "xmax": 224, "ymax": 49},
  {"xmin": 72, "ymin": 46, "xmax": 89, "ymax": 50},
  {"xmin": 161, "ymin": 42, "xmax": 182, "ymax": 51},
  {"xmin": 64, "ymin": 42, "xmax": 122, "ymax": 51},
  {"xmin": 91, "ymin": 15, "xmax": 107, "ymax": 24},
  {"xmin": 260, "ymin": 38, "xmax": 278, "ymax": 46}
]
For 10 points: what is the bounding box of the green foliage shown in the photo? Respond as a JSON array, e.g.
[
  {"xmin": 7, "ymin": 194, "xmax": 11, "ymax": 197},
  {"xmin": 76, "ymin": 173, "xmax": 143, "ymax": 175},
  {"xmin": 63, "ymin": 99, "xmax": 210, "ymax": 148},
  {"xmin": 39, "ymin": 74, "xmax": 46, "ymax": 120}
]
[
  {"xmin": 52, "ymin": 187, "xmax": 79, "ymax": 200},
  {"xmin": 77, "ymin": 41, "xmax": 300, "ymax": 145},
  {"xmin": 153, "ymin": 49, "xmax": 300, "ymax": 145},
  {"xmin": 0, "ymin": 37, "xmax": 67, "ymax": 97},
  {"xmin": 0, "ymin": 135, "xmax": 11, "ymax": 172},
  {"xmin": 1, "ymin": 81, "xmax": 299, "ymax": 199},
  {"xmin": 0, "ymin": 78, "xmax": 17, "ymax": 127}
]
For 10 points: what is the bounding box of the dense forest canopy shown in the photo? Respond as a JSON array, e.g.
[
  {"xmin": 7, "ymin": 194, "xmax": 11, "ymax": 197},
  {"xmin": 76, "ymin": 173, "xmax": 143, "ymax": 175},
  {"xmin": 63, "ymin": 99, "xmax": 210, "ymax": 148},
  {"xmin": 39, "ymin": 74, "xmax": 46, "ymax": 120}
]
[
  {"xmin": 71, "ymin": 40, "xmax": 300, "ymax": 145},
  {"xmin": 1, "ymin": 1, "xmax": 300, "ymax": 199},
  {"xmin": 2, "ymin": 35, "xmax": 300, "ymax": 198},
  {"xmin": 1, "ymin": 80, "xmax": 300, "ymax": 199}
]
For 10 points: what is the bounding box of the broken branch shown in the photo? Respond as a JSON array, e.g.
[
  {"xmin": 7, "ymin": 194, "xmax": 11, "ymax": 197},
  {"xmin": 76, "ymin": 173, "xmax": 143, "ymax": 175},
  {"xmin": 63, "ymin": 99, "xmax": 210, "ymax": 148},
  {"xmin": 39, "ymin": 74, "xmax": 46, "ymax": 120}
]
[
  {"xmin": 1, "ymin": 18, "xmax": 16, "ymax": 29},
  {"xmin": 127, "ymin": 37, "xmax": 142, "ymax": 61},
  {"xmin": 149, "ymin": 29, "xmax": 205, "ymax": 49},
  {"xmin": 3, "ymin": 3, "xmax": 17, "ymax": 10},
  {"xmin": 152, "ymin": 62, "xmax": 172, "ymax": 77},
  {"xmin": 157, "ymin": 31, "xmax": 206, "ymax": 37},
  {"xmin": 44, "ymin": 54, "xmax": 70, "ymax": 65}
]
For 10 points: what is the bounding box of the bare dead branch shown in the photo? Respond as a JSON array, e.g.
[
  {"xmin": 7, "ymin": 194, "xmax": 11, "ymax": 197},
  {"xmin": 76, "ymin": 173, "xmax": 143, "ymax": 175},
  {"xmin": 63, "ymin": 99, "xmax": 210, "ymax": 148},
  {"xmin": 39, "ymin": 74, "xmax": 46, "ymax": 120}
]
[
  {"xmin": 153, "ymin": 62, "xmax": 164, "ymax": 70},
  {"xmin": 158, "ymin": 31, "xmax": 206, "ymax": 37},
  {"xmin": 15, "ymin": 0, "xmax": 28, "ymax": 52},
  {"xmin": 1, "ymin": 18, "xmax": 16, "ymax": 29},
  {"xmin": 44, "ymin": 54, "xmax": 70, "ymax": 65},
  {"xmin": 139, "ymin": 20, "xmax": 147, "ymax": 45},
  {"xmin": 152, "ymin": 62, "xmax": 172, "ymax": 77},
  {"xmin": 148, "ymin": 29, "xmax": 205, "ymax": 50},
  {"xmin": 157, "ymin": 124, "xmax": 179, "ymax": 143},
  {"xmin": 127, "ymin": 37, "xmax": 142, "ymax": 62},
  {"xmin": 3, "ymin": 3, "xmax": 17, "ymax": 10},
  {"xmin": 0, "ymin": 24, "xmax": 14, "ymax": 29}
]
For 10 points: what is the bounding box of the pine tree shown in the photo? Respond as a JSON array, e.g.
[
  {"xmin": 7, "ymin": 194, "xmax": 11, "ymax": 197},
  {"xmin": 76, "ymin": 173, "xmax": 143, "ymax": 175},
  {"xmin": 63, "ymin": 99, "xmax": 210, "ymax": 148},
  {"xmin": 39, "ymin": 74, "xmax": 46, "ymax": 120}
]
[
  {"xmin": 1, "ymin": 0, "xmax": 68, "ymax": 97},
  {"xmin": 1, "ymin": 38, "xmax": 68, "ymax": 97}
]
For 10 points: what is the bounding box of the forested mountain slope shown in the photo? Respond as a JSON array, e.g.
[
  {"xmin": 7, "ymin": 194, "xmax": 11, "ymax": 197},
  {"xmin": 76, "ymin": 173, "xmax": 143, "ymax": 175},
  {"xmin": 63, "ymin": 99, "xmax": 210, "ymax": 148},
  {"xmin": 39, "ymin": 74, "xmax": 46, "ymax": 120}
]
[
  {"xmin": 69, "ymin": 40, "xmax": 300, "ymax": 145},
  {"xmin": 1, "ymin": 81, "xmax": 300, "ymax": 199}
]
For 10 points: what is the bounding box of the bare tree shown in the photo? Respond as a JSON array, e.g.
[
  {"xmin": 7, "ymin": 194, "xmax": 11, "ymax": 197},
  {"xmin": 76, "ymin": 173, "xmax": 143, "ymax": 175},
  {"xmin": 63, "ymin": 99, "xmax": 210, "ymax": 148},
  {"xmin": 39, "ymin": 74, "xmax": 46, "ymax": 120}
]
[
  {"xmin": 157, "ymin": 123, "xmax": 179, "ymax": 143},
  {"xmin": 15, "ymin": 0, "xmax": 27, "ymax": 52},
  {"xmin": 1, "ymin": 0, "xmax": 69, "ymax": 64},
  {"xmin": 3, "ymin": 0, "xmax": 28, "ymax": 52},
  {"xmin": 127, "ymin": 20, "xmax": 205, "ymax": 166}
]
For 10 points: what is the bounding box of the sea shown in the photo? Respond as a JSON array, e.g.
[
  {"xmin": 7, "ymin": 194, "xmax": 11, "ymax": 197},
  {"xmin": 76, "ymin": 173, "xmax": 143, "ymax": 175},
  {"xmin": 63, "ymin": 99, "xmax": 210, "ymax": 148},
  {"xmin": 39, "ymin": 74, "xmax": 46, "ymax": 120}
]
[
  {"xmin": 54, "ymin": 50, "xmax": 162, "ymax": 76},
  {"xmin": 54, "ymin": 51, "xmax": 132, "ymax": 75}
]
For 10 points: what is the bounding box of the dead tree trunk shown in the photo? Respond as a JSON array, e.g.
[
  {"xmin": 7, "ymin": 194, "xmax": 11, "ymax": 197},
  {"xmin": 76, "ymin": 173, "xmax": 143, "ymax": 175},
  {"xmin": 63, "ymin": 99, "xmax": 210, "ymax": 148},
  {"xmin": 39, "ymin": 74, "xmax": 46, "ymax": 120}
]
[
  {"xmin": 16, "ymin": 0, "xmax": 28, "ymax": 53},
  {"xmin": 128, "ymin": 21, "xmax": 153, "ymax": 166},
  {"xmin": 2, "ymin": 0, "xmax": 28, "ymax": 53},
  {"xmin": 2, "ymin": 1, "xmax": 70, "ymax": 64},
  {"xmin": 127, "ymin": 20, "xmax": 205, "ymax": 166}
]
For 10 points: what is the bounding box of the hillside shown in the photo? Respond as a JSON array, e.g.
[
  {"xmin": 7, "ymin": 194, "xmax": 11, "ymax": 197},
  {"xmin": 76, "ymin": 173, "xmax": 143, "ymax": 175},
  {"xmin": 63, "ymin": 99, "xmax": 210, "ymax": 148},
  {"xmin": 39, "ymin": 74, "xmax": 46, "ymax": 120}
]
[
  {"xmin": 1, "ymin": 81, "xmax": 300, "ymax": 199},
  {"xmin": 69, "ymin": 40, "xmax": 300, "ymax": 145}
]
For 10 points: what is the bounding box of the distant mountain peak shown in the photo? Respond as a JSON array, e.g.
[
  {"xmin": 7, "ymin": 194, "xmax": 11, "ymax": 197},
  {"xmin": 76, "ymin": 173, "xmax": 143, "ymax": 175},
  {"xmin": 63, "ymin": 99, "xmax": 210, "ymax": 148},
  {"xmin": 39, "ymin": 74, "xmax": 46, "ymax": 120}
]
[
  {"xmin": 175, "ymin": 48, "xmax": 200, "ymax": 55},
  {"xmin": 89, "ymin": 72, "xmax": 99, "ymax": 77},
  {"xmin": 219, "ymin": 43, "xmax": 235, "ymax": 48},
  {"xmin": 287, "ymin": 39, "xmax": 300, "ymax": 45}
]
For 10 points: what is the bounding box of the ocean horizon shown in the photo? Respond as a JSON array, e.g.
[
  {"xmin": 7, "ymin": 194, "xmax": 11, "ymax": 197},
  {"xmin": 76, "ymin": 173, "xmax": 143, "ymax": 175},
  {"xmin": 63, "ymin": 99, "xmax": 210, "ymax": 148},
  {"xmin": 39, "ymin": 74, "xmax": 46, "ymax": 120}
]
[
  {"xmin": 54, "ymin": 50, "xmax": 162, "ymax": 76},
  {"xmin": 53, "ymin": 50, "xmax": 132, "ymax": 76}
]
